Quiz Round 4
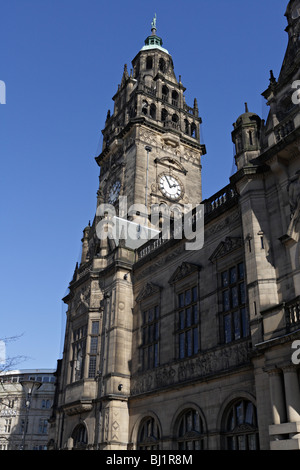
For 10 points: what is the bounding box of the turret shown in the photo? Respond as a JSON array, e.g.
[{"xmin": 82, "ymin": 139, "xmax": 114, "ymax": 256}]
[
  {"xmin": 80, "ymin": 222, "xmax": 91, "ymax": 264},
  {"xmin": 232, "ymin": 103, "xmax": 262, "ymax": 171}
]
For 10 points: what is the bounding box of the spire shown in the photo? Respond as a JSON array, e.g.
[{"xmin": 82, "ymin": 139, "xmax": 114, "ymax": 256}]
[
  {"xmin": 141, "ymin": 14, "xmax": 169, "ymax": 54},
  {"xmin": 121, "ymin": 64, "xmax": 129, "ymax": 86},
  {"xmin": 245, "ymin": 102, "xmax": 249, "ymax": 113}
]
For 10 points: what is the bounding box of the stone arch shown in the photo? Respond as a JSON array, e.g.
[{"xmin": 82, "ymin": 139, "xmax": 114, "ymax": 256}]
[
  {"xmin": 170, "ymin": 402, "xmax": 208, "ymax": 450},
  {"xmin": 217, "ymin": 391, "xmax": 259, "ymax": 450},
  {"xmin": 70, "ymin": 422, "xmax": 88, "ymax": 450},
  {"xmin": 130, "ymin": 411, "xmax": 163, "ymax": 450}
]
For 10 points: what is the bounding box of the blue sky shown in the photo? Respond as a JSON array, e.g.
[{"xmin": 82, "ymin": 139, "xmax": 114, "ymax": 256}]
[{"xmin": 0, "ymin": 1, "xmax": 288, "ymax": 370}]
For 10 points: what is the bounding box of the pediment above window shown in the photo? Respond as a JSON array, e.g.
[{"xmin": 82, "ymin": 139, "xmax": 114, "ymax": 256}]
[
  {"xmin": 155, "ymin": 156, "xmax": 187, "ymax": 174},
  {"xmin": 168, "ymin": 262, "xmax": 200, "ymax": 284},
  {"xmin": 209, "ymin": 237, "xmax": 243, "ymax": 263},
  {"xmin": 136, "ymin": 282, "xmax": 161, "ymax": 302}
]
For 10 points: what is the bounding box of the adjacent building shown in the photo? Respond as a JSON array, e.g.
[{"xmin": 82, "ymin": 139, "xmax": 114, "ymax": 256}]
[
  {"xmin": 49, "ymin": 1, "xmax": 300, "ymax": 450},
  {"xmin": 0, "ymin": 369, "xmax": 56, "ymax": 450}
]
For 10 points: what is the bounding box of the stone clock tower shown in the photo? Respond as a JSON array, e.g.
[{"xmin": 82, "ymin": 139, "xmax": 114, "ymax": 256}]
[
  {"xmin": 51, "ymin": 17, "xmax": 206, "ymax": 451},
  {"xmin": 96, "ymin": 15, "xmax": 206, "ymax": 223}
]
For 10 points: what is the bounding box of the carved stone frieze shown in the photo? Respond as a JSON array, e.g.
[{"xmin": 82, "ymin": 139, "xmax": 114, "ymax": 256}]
[
  {"xmin": 130, "ymin": 341, "xmax": 250, "ymax": 396},
  {"xmin": 72, "ymin": 286, "xmax": 91, "ymax": 312}
]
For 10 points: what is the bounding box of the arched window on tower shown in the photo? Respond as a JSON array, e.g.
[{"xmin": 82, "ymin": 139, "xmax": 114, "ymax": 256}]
[
  {"xmin": 248, "ymin": 130, "xmax": 253, "ymax": 146},
  {"xmin": 159, "ymin": 58, "xmax": 166, "ymax": 73},
  {"xmin": 142, "ymin": 100, "xmax": 148, "ymax": 115},
  {"xmin": 130, "ymin": 99, "xmax": 137, "ymax": 118},
  {"xmin": 172, "ymin": 114, "xmax": 179, "ymax": 129},
  {"xmin": 161, "ymin": 108, "xmax": 168, "ymax": 122},
  {"xmin": 150, "ymin": 103, "xmax": 156, "ymax": 119},
  {"xmin": 184, "ymin": 119, "xmax": 190, "ymax": 135},
  {"xmin": 235, "ymin": 136, "xmax": 241, "ymax": 153},
  {"xmin": 137, "ymin": 417, "xmax": 160, "ymax": 450},
  {"xmin": 172, "ymin": 90, "xmax": 179, "ymax": 107},
  {"xmin": 191, "ymin": 122, "xmax": 197, "ymax": 138},
  {"xmin": 146, "ymin": 56, "xmax": 153, "ymax": 70},
  {"xmin": 162, "ymin": 85, "xmax": 169, "ymax": 102}
]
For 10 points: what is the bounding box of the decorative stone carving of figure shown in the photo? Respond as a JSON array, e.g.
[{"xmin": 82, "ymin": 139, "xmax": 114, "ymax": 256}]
[
  {"xmin": 288, "ymin": 170, "xmax": 300, "ymax": 215},
  {"xmin": 287, "ymin": 170, "xmax": 300, "ymax": 242}
]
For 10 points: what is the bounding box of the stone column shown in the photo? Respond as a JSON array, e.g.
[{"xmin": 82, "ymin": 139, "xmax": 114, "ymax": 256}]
[
  {"xmin": 269, "ymin": 369, "xmax": 286, "ymax": 424},
  {"xmin": 283, "ymin": 366, "xmax": 300, "ymax": 422}
]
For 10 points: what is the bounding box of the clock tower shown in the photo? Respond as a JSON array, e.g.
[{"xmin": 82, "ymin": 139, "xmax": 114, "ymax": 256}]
[
  {"xmin": 95, "ymin": 16, "xmax": 206, "ymax": 229},
  {"xmin": 54, "ymin": 17, "xmax": 206, "ymax": 451}
]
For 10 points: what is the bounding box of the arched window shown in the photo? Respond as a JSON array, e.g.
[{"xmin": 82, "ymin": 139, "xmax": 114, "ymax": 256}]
[
  {"xmin": 191, "ymin": 122, "xmax": 197, "ymax": 138},
  {"xmin": 177, "ymin": 409, "xmax": 205, "ymax": 450},
  {"xmin": 248, "ymin": 130, "xmax": 253, "ymax": 145},
  {"xmin": 150, "ymin": 103, "xmax": 156, "ymax": 119},
  {"xmin": 72, "ymin": 424, "xmax": 87, "ymax": 450},
  {"xmin": 162, "ymin": 85, "xmax": 169, "ymax": 102},
  {"xmin": 161, "ymin": 108, "xmax": 168, "ymax": 122},
  {"xmin": 223, "ymin": 399, "xmax": 259, "ymax": 450},
  {"xmin": 172, "ymin": 90, "xmax": 179, "ymax": 106},
  {"xmin": 172, "ymin": 114, "xmax": 179, "ymax": 123},
  {"xmin": 159, "ymin": 58, "xmax": 166, "ymax": 73},
  {"xmin": 142, "ymin": 100, "xmax": 148, "ymax": 115},
  {"xmin": 146, "ymin": 56, "xmax": 153, "ymax": 70},
  {"xmin": 184, "ymin": 119, "xmax": 189, "ymax": 135},
  {"xmin": 138, "ymin": 417, "xmax": 160, "ymax": 450}
]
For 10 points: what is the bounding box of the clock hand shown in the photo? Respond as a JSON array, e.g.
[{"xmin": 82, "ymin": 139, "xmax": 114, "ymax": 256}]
[{"xmin": 165, "ymin": 176, "xmax": 172, "ymax": 188}]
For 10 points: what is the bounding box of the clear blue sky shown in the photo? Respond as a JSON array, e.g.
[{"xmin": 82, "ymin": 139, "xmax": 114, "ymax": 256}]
[{"xmin": 0, "ymin": 1, "xmax": 287, "ymax": 370}]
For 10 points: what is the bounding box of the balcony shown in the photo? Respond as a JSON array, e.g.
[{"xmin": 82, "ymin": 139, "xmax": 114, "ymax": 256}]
[
  {"xmin": 275, "ymin": 119, "xmax": 295, "ymax": 142},
  {"xmin": 204, "ymin": 184, "xmax": 238, "ymax": 216},
  {"xmin": 286, "ymin": 297, "xmax": 300, "ymax": 332},
  {"xmin": 163, "ymin": 120, "xmax": 180, "ymax": 131},
  {"xmin": 63, "ymin": 379, "xmax": 97, "ymax": 415}
]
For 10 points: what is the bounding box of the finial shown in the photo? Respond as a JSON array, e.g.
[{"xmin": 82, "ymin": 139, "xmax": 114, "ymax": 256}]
[
  {"xmin": 151, "ymin": 13, "xmax": 157, "ymax": 34},
  {"xmin": 269, "ymin": 69, "xmax": 276, "ymax": 84},
  {"xmin": 121, "ymin": 64, "xmax": 129, "ymax": 84},
  {"xmin": 244, "ymin": 102, "xmax": 249, "ymax": 113}
]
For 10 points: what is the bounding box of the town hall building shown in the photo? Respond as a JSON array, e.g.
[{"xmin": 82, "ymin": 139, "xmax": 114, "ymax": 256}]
[{"xmin": 49, "ymin": 1, "xmax": 300, "ymax": 450}]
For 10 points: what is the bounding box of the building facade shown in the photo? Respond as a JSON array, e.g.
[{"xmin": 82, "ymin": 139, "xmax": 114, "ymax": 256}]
[
  {"xmin": 0, "ymin": 369, "xmax": 56, "ymax": 450},
  {"xmin": 49, "ymin": 2, "xmax": 300, "ymax": 450}
]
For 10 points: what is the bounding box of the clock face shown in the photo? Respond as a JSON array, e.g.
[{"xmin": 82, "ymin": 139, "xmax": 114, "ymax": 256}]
[
  {"xmin": 108, "ymin": 180, "xmax": 121, "ymax": 204},
  {"xmin": 159, "ymin": 175, "xmax": 182, "ymax": 200}
]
